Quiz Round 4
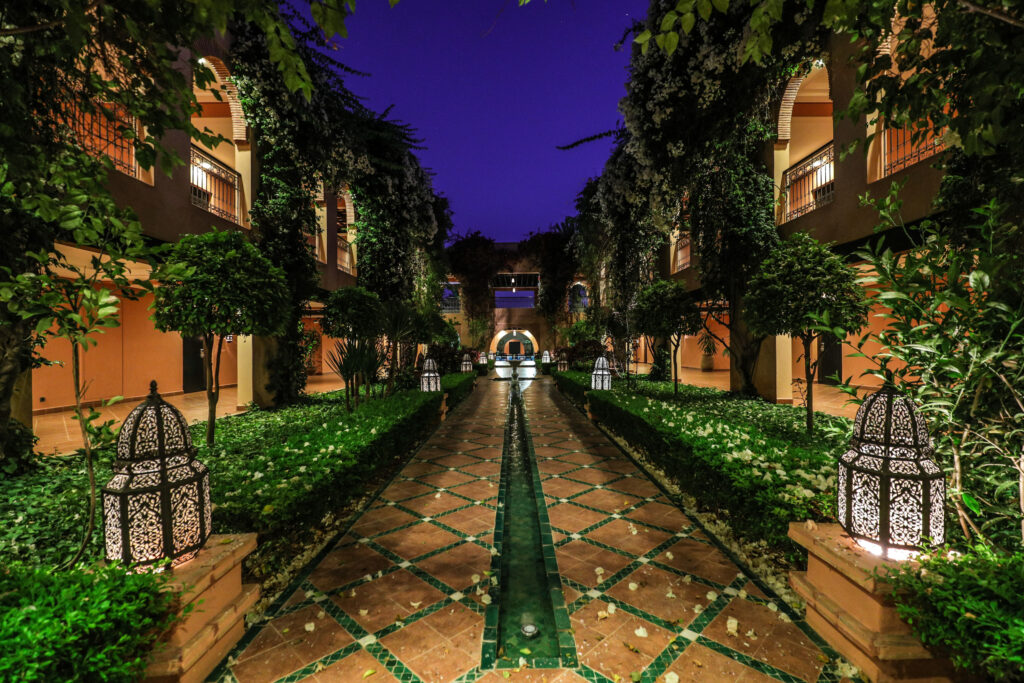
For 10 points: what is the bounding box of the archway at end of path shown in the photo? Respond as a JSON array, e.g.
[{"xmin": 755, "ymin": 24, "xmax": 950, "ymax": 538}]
[{"xmin": 489, "ymin": 329, "xmax": 538, "ymax": 356}]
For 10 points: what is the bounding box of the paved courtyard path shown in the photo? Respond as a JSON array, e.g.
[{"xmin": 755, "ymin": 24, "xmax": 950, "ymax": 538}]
[{"xmin": 213, "ymin": 378, "xmax": 842, "ymax": 683}]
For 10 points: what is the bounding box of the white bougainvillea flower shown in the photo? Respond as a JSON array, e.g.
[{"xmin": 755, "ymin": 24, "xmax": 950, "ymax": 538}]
[
  {"xmin": 304, "ymin": 622, "xmax": 315, "ymax": 633},
  {"xmin": 634, "ymin": 626, "xmax": 648, "ymax": 638}
]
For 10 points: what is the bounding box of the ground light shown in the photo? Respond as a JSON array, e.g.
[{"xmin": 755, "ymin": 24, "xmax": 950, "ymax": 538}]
[
  {"xmin": 420, "ymin": 358, "xmax": 441, "ymax": 392},
  {"xmin": 557, "ymin": 352, "xmax": 568, "ymax": 373},
  {"xmin": 837, "ymin": 386, "xmax": 945, "ymax": 560},
  {"xmin": 461, "ymin": 353, "xmax": 473, "ymax": 373},
  {"xmin": 102, "ymin": 381, "xmax": 211, "ymax": 569},
  {"xmin": 591, "ymin": 356, "xmax": 612, "ymax": 390}
]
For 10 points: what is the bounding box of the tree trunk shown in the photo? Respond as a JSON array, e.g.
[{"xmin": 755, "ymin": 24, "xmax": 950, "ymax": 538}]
[
  {"xmin": 65, "ymin": 340, "xmax": 97, "ymax": 568},
  {"xmin": 727, "ymin": 298, "xmax": 763, "ymax": 396},
  {"xmin": 672, "ymin": 336, "xmax": 680, "ymax": 395},
  {"xmin": 802, "ymin": 335, "xmax": 814, "ymax": 434},
  {"xmin": 204, "ymin": 335, "xmax": 224, "ymax": 448},
  {"xmin": 0, "ymin": 320, "xmax": 33, "ymax": 465}
]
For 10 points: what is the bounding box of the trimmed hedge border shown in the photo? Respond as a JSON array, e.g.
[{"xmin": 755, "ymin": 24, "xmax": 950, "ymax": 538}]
[
  {"xmin": 442, "ymin": 372, "xmax": 477, "ymax": 408},
  {"xmin": 552, "ymin": 371, "xmax": 841, "ymax": 562}
]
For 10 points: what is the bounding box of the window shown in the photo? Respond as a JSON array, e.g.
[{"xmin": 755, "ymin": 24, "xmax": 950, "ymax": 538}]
[{"xmin": 65, "ymin": 102, "xmax": 140, "ymax": 178}]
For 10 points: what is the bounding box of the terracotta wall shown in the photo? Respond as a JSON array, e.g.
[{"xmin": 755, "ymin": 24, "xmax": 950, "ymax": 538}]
[
  {"xmin": 33, "ymin": 291, "xmax": 184, "ymax": 411},
  {"xmin": 677, "ymin": 315, "xmax": 730, "ymax": 370}
]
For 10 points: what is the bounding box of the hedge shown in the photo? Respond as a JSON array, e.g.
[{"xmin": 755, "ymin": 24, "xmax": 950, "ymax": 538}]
[
  {"xmin": 552, "ymin": 371, "xmax": 847, "ymax": 559},
  {"xmin": 441, "ymin": 372, "xmax": 477, "ymax": 408},
  {"xmin": 0, "ymin": 564, "xmax": 179, "ymax": 683}
]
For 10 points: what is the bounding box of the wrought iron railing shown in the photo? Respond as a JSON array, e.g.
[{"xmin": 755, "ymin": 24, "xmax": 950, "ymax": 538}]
[
  {"xmin": 781, "ymin": 141, "xmax": 834, "ymax": 223},
  {"xmin": 881, "ymin": 125, "xmax": 945, "ymax": 177},
  {"xmin": 673, "ymin": 236, "xmax": 691, "ymax": 272},
  {"xmin": 190, "ymin": 146, "xmax": 241, "ymax": 223},
  {"xmin": 441, "ymin": 297, "xmax": 461, "ymax": 314},
  {"xmin": 65, "ymin": 102, "xmax": 140, "ymax": 178},
  {"xmin": 337, "ymin": 238, "xmax": 354, "ymax": 274}
]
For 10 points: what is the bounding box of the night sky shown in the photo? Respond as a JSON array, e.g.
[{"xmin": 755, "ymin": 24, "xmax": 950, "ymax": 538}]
[{"xmin": 338, "ymin": 0, "xmax": 649, "ymax": 243}]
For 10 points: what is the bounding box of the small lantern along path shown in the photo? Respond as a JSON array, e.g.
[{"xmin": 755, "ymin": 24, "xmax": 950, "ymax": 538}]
[{"xmin": 214, "ymin": 378, "xmax": 844, "ymax": 683}]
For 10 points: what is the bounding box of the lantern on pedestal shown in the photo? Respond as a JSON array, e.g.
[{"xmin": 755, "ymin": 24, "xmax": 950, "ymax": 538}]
[
  {"xmin": 591, "ymin": 356, "xmax": 612, "ymax": 390},
  {"xmin": 460, "ymin": 353, "xmax": 473, "ymax": 373},
  {"xmin": 837, "ymin": 386, "xmax": 945, "ymax": 560},
  {"xmin": 557, "ymin": 352, "xmax": 568, "ymax": 373},
  {"xmin": 542, "ymin": 350, "xmax": 551, "ymax": 363},
  {"xmin": 420, "ymin": 358, "xmax": 441, "ymax": 392},
  {"xmin": 102, "ymin": 381, "xmax": 211, "ymax": 569}
]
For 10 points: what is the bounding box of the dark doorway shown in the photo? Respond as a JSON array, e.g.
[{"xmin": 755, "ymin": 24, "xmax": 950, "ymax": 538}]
[
  {"xmin": 507, "ymin": 341, "xmax": 522, "ymax": 356},
  {"xmin": 817, "ymin": 335, "xmax": 843, "ymax": 386},
  {"xmin": 182, "ymin": 337, "xmax": 206, "ymax": 393}
]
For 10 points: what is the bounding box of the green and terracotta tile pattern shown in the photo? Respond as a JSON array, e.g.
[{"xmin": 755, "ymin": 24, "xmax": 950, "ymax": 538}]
[{"xmin": 211, "ymin": 378, "xmax": 845, "ymax": 683}]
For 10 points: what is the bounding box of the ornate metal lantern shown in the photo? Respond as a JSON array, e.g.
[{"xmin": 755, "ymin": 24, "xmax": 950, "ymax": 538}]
[
  {"xmin": 591, "ymin": 356, "xmax": 612, "ymax": 390},
  {"xmin": 542, "ymin": 350, "xmax": 551, "ymax": 363},
  {"xmin": 460, "ymin": 353, "xmax": 473, "ymax": 373},
  {"xmin": 557, "ymin": 352, "xmax": 568, "ymax": 373},
  {"xmin": 420, "ymin": 358, "xmax": 441, "ymax": 392},
  {"xmin": 102, "ymin": 381, "xmax": 211, "ymax": 569},
  {"xmin": 837, "ymin": 386, "xmax": 945, "ymax": 560}
]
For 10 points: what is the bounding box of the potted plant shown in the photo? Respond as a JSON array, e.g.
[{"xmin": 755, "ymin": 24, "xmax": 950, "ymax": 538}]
[{"xmin": 699, "ymin": 329, "xmax": 716, "ymax": 372}]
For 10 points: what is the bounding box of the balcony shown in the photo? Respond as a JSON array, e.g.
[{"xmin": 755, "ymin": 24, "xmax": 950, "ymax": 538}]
[
  {"xmin": 66, "ymin": 102, "xmax": 140, "ymax": 179},
  {"xmin": 337, "ymin": 238, "xmax": 355, "ymax": 274},
  {"xmin": 781, "ymin": 142, "xmax": 834, "ymax": 223},
  {"xmin": 880, "ymin": 125, "xmax": 945, "ymax": 177},
  {"xmin": 673, "ymin": 235, "xmax": 691, "ymax": 273},
  {"xmin": 190, "ymin": 146, "xmax": 242, "ymax": 223}
]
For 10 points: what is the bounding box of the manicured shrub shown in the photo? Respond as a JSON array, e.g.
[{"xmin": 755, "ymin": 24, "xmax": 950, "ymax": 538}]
[
  {"xmin": 881, "ymin": 545, "xmax": 1024, "ymax": 681},
  {"xmin": 554, "ymin": 371, "xmax": 847, "ymax": 559},
  {"xmin": 441, "ymin": 372, "xmax": 476, "ymax": 408},
  {"xmin": 0, "ymin": 564, "xmax": 178, "ymax": 683}
]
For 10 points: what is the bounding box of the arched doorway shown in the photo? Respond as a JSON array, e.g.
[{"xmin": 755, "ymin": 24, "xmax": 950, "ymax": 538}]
[{"xmin": 489, "ymin": 329, "xmax": 539, "ymax": 358}]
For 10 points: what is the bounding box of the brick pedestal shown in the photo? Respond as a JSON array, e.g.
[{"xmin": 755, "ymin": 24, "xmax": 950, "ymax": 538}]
[
  {"xmin": 145, "ymin": 534, "xmax": 260, "ymax": 683},
  {"xmin": 788, "ymin": 522, "xmax": 965, "ymax": 683}
]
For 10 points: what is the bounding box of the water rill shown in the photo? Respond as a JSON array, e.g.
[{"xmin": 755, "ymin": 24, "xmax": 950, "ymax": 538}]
[{"xmin": 481, "ymin": 364, "xmax": 576, "ymax": 669}]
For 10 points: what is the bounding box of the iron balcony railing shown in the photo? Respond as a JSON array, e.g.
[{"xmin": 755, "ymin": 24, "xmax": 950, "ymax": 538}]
[
  {"xmin": 337, "ymin": 238, "xmax": 354, "ymax": 274},
  {"xmin": 66, "ymin": 102, "xmax": 140, "ymax": 178},
  {"xmin": 781, "ymin": 141, "xmax": 834, "ymax": 223},
  {"xmin": 881, "ymin": 125, "xmax": 945, "ymax": 177},
  {"xmin": 673, "ymin": 236, "xmax": 691, "ymax": 272},
  {"xmin": 441, "ymin": 297, "xmax": 461, "ymax": 314},
  {"xmin": 190, "ymin": 146, "xmax": 242, "ymax": 223}
]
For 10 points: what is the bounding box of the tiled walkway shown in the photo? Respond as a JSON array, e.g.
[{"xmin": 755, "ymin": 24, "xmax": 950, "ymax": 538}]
[{"xmin": 214, "ymin": 378, "xmax": 842, "ymax": 683}]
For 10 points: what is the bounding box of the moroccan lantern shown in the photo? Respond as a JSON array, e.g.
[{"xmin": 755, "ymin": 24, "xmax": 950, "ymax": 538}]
[
  {"xmin": 591, "ymin": 356, "xmax": 612, "ymax": 391},
  {"xmin": 102, "ymin": 381, "xmax": 211, "ymax": 569},
  {"xmin": 542, "ymin": 350, "xmax": 551, "ymax": 363},
  {"xmin": 557, "ymin": 352, "xmax": 568, "ymax": 373},
  {"xmin": 837, "ymin": 386, "xmax": 945, "ymax": 560},
  {"xmin": 420, "ymin": 358, "xmax": 441, "ymax": 392},
  {"xmin": 461, "ymin": 353, "xmax": 473, "ymax": 373}
]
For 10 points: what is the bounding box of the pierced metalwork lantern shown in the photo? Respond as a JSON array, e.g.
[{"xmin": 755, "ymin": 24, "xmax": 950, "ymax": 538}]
[
  {"xmin": 460, "ymin": 353, "xmax": 473, "ymax": 373},
  {"xmin": 542, "ymin": 350, "xmax": 551, "ymax": 363},
  {"xmin": 420, "ymin": 358, "xmax": 441, "ymax": 392},
  {"xmin": 102, "ymin": 381, "xmax": 211, "ymax": 569},
  {"xmin": 557, "ymin": 352, "xmax": 568, "ymax": 373},
  {"xmin": 837, "ymin": 386, "xmax": 945, "ymax": 560},
  {"xmin": 591, "ymin": 356, "xmax": 612, "ymax": 390}
]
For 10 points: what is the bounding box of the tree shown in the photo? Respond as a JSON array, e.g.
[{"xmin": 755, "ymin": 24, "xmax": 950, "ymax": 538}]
[
  {"xmin": 153, "ymin": 230, "xmax": 288, "ymax": 446},
  {"xmin": 520, "ymin": 219, "xmax": 581, "ymax": 329},
  {"xmin": 321, "ymin": 286, "xmax": 382, "ymax": 341},
  {"xmin": 634, "ymin": 279, "xmax": 703, "ymax": 394},
  {"xmin": 745, "ymin": 233, "xmax": 867, "ymax": 433}
]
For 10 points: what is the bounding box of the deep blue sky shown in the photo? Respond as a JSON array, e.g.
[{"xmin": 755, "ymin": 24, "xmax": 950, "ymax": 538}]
[{"xmin": 338, "ymin": 0, "xmax": 648, "ymax": 242}]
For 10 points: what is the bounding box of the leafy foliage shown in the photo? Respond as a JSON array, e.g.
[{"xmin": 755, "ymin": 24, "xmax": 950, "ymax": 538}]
[
  {"xmin": 0, "ymin": 563, "xmax": 179, "ymax": 683},
  {"xmin": 320, "ymin": 286, "xmax": 383, "ymax": 340},
  {"xmin": 880, "ymin": 545, "xmax": 1024, "ymax": 681},
  {"xmin": 520, "ymin": 219, "xmax": 581, "ymax": 324}
]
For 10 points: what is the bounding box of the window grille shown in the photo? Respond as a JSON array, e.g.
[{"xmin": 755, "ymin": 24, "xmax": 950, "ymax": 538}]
[
  {"xmin": 881, "ymin": 125, "xmax": 945, "ymax": 177},
  {"xmin": 190, "ymin": 146, "xmax": 241, "ymax": 223},
  {"xmin": 65, "ymin": 102, "xmax": 140, "ymax": 178},
  {"xmin": 781, "ymin": 142, "xmax": 834, "ymax": 222}
]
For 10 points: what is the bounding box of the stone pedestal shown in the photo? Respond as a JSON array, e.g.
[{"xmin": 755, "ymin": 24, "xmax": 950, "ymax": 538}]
[
  {"xmin": 788, "ymin": 522, "xmax": 962, "ymax": 683},
  {"xmin": 145, "ymin": 534, "xmax": 260, "ymax": 683}
]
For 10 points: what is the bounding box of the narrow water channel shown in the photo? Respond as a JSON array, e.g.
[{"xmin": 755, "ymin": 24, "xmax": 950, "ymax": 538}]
[{"xmin": 482, "ymin": 371, "xmax": 576, "ymax": 670}]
